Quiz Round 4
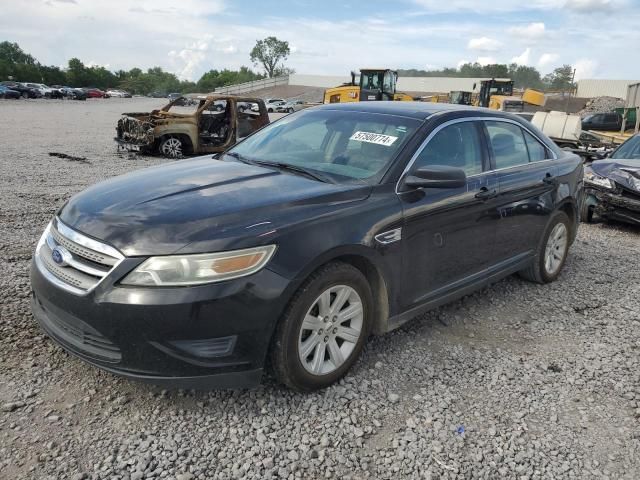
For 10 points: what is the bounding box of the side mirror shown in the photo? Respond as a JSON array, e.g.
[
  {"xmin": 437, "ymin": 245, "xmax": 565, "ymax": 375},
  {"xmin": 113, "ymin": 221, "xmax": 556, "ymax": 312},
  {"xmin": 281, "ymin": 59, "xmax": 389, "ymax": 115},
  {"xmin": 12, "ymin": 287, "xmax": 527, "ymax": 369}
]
[{"xmin": 404, "ymin": 165, "xmax": 467, "ymax": 189}]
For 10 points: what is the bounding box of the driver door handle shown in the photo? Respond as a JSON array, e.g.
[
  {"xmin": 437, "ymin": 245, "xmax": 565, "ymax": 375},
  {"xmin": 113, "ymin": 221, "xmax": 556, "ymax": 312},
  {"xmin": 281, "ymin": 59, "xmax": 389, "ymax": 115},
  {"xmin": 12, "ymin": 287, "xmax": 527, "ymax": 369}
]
[{"xmin": 475, "ymin": 187, "xmax": 497, "ymax": 200}]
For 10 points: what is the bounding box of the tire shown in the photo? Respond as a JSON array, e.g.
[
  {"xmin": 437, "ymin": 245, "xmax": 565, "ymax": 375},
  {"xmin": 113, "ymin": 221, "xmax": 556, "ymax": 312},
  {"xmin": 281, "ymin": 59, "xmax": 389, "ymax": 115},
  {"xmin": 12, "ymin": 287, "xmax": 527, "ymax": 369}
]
[
  {"xmin": 22, "ymin": 92, "xmax": 29, "ymax": 99},
  {"xmin": 239, "ymin": 106, "xmax": 245, "ymax": 113},
  {"xmin": 580, "ymin": 197, "xmax": 594, "ymax": 223},
  {"xmin": 268, "ymin": 108, "xmax": 273, "ymax": 113},
  {"xmin": 270, "ymin": 262, "xmax": 373, "ymax": 391},
  {"xmin": 519, "ymin": 211, "xmax": 571, "ymax": 284},
  {"xmin": 288, "ymin": 108, "xmax": 294, "ymax": 113},
  {"xmin": 158, "ymin": 136, "xmax": 184, "ymax": 158},
  {"xmin": 215, "ymin": 105, "xmax": 223, "ymax": 112}
]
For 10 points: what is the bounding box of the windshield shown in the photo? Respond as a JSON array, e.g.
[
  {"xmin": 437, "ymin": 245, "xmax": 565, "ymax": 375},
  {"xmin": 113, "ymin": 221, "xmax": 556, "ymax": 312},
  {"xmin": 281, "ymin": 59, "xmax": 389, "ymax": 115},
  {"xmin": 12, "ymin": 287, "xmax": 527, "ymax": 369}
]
[
  {"xmin": 229, "ymin": 109, "xmax": 420, "ymax": 183},
  {"xmin": 611, "ymin": 135, "xmax": 640, "ymax": 159}
]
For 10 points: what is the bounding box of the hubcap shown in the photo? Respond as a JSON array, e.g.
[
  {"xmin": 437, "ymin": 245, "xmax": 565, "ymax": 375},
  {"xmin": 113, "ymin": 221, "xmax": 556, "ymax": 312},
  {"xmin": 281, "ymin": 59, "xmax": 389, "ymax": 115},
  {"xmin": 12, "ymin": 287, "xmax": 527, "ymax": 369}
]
[
  {"xmin": 298, "ymin": 285, "xmax": 363, "ymax": 376},
  {"xmin": 161, "ymin": 138, "xmax": 182, "ymax": 158},
  {"xmin": 544, "ymin": 223, "xmax": 567, "ymax": 275}
]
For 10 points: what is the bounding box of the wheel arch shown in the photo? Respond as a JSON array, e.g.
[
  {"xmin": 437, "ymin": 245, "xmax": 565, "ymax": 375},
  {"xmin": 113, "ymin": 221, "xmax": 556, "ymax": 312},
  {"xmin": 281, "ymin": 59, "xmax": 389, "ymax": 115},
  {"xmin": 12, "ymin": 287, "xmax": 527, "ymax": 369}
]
[
  {"xmin": 556, "ymin": 197, "xmax": 578, "ymax": 242},
  {"xmin": 279, "ymin": 245, "xmax": 392, "ymax": 336}
]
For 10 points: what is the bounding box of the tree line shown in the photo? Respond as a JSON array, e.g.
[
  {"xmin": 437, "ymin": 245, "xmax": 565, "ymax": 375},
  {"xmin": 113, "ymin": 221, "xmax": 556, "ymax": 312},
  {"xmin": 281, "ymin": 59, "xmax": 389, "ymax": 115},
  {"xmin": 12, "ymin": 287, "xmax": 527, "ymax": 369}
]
[
  {"xmin": 0, "ymin": 41, "xmax": 267, "ymax": 95},
  {"xmin": 398, "ymin": 63, "xmax": 576, "ymax": 91}
]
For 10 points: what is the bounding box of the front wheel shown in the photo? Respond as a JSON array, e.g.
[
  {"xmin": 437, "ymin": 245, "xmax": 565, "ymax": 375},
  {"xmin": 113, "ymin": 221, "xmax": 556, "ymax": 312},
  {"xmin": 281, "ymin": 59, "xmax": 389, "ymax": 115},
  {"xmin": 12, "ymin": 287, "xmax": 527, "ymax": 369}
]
[
  {"xmin": 158, "ymin": 136, "xmax": 184, "ymax": 158},
  {"xmin": 270, "ymin": 262, "xmax": 372, "ymax": 391},
  {"xmin": 519, "ymin": 211, "xmax": 571, "ymax": 284},
  {"xmin": 288, "ymin": 108, "xmax": 294, "ymax": 113}
]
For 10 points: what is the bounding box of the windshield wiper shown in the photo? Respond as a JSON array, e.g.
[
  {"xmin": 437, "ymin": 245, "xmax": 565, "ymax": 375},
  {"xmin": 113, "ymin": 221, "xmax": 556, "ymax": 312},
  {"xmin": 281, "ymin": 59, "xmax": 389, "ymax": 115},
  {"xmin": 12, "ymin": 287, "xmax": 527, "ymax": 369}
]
[
  {"xmin": 252, "ymin": 160, "xmax": 333, "ymax": 183},
  {"xmin": 224, "ymin": 151, "xmax": 254, "ymax": 165}
]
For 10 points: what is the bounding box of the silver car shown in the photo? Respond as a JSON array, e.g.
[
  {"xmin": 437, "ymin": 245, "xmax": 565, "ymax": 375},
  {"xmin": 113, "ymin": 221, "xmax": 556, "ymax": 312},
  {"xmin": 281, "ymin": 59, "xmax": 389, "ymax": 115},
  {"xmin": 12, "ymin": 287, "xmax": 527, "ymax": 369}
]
[{"xmin": 275, "ymin": 100, "xmax": 308, "ymax": 114}]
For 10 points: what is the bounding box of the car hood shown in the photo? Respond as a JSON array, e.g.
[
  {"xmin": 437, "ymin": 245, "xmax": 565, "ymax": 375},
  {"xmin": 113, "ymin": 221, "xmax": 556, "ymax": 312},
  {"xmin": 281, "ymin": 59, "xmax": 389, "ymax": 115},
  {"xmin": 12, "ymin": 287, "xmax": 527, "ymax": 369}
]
[
  {"xmin": 591, "ymin": 158, "xmax": 640, "ymax": 192},
  {"xmin": 59, "ymin": 156, "xmax": 371, "ymax": 256}
]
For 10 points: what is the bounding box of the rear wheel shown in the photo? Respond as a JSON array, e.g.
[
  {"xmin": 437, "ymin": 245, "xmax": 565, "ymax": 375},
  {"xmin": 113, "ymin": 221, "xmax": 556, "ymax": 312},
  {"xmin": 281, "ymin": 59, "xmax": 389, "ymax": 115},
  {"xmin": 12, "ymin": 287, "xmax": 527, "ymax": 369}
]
[
  {"xmin": 519, "ymin": 211, "xmax": 570, "ymax": 284},
  {"xmin": 158, "ymin": 136, "xmax": 184, "ymax": 158},
  {"xmin": 22, "ymin": 92, "xmax": 29, "ymax": 99},
  {"xmin": 288, "ymin": 108, "xmax": 294, "ymax": 113},
  {"xmin": 270, "ymin": 262, "xmax": 372, "ymax": 391}
]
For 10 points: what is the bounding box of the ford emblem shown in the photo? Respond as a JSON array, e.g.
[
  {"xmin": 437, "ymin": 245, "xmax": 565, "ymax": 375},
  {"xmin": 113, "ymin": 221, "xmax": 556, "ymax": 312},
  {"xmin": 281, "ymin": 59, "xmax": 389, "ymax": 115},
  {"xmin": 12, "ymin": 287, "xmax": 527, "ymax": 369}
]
[{"xmin": 51, "ymin": 246, "xmax": 71, "ymax": 267}]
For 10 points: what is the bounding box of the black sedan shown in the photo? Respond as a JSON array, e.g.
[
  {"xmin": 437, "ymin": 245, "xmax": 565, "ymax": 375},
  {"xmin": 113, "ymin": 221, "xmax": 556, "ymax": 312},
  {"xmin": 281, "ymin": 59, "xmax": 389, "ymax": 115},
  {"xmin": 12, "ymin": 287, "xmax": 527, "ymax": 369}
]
[
  {"xmin": 0, "ymin": 81, "xmax": 41, "ymax": 98},
  {"xmin": 582, "ymin": 134, "xmax": 640, "ymax": 225},
  {"xmin": 30, "ymin": 103, "xmax": 583, "ymax": 391},
  {"xmin": 0, "ymin": 85, "xmax": 20, "ymax": 99}
]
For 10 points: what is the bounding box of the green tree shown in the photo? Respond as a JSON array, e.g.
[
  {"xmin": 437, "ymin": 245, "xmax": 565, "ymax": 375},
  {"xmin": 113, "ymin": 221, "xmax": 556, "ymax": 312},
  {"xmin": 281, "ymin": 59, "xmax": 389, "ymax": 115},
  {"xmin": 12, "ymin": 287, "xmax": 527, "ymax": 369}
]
[
  {"xmin": 543, "ymin": 64, "xmax": 575, "ymax": 91},
  {"xmin": 508, "ymin": 64, "xmax": 543, "ymax": 89},
  {"xmin": 250, "ymin": 36, "xmax": 291, "ymax": 78}
]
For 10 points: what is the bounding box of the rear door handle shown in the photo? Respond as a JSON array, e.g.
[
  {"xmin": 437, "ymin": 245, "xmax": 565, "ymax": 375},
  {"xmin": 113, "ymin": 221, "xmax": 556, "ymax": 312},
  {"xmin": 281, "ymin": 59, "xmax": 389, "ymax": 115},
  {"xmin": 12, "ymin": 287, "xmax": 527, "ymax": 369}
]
[{"xmin": 475, "ymin": 187, "xmax": 497, "ymax": 200}]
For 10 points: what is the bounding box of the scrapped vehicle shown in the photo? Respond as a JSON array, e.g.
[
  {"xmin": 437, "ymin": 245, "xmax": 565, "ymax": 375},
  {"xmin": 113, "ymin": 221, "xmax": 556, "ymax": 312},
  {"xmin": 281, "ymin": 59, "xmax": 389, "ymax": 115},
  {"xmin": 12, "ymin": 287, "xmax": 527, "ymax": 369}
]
[
  {"xmin": 582, "ymin": 134, "xmax": 640, "ymax": 225},
  {"xmin": 32, "ymin": 102, "xmax": 583, "ymax": 392},
  {"xmin": 115, "ymin": 95, "xmax": 269, "ymax": 158},
  {"xmin": 266, "ymin": 100, "xmax": 286, "ymax": 113},
  {"xmin": 83, "ymin": 88, "xmax": 108, "ymax": 98},
  {"xmin": 0, "ymin": 85, "xmax": 21, "ymax": 99},
  {"xmin": 582, "ymin": 112, "xmax": 628, "ymax": 132},
  {"xmin": 1, "ymin": 81, "xmax": 41, "ymax": 98}
]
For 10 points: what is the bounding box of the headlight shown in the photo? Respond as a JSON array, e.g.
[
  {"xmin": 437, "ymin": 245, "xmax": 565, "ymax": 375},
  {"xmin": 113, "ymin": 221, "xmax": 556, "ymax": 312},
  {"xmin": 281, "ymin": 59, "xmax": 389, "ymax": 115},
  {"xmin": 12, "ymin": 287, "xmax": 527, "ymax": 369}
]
[
  {"xmin": 584, "ymin": 169, "xmax": 614, "ymax": 189},
  {"xmin": 121, "ymin": 245, "xmax": 276, "ymax": 286}
]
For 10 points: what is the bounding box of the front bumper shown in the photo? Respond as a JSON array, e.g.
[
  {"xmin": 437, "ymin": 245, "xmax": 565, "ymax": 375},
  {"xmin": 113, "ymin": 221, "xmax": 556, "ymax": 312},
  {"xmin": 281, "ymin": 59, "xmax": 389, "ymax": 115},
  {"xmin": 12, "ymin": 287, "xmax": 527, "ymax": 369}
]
[
  {"xmin": 114, "ymin": 137, "xmax": 152, "ymax": 153},
  {"xmin": 586, "ymin": 185, "xmax": 640, "ymax": 226},
  {"xmin": 30, "ymin": 257, "xmax": 292, "ymax": 389}
]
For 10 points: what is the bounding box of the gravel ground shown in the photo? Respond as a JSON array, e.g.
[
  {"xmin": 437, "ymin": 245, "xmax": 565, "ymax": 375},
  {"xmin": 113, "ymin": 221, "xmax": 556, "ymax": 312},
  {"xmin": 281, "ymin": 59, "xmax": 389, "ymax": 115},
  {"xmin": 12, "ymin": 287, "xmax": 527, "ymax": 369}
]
[{"xmin": 1, "ymin": 98, "xmax": 639, "ymax": 480}]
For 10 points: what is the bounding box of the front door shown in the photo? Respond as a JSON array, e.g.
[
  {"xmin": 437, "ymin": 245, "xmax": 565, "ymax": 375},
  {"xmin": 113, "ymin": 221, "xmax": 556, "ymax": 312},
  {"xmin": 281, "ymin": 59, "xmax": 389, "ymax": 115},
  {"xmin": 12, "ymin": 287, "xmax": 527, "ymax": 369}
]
[
  {"xmin": 399, "ymin": 120, "xmax": 500, "ymax": 311},
  {"xmin": 482, "ymin": 120, "xmax": 559, "ymax": 264}
]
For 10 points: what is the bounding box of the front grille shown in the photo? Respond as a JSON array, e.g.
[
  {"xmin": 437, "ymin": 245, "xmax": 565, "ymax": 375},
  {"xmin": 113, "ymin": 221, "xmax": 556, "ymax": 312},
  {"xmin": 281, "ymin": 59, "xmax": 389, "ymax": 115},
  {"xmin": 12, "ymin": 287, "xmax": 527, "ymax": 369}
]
[{"xmin": 35, "ymin": 218, "xmax": 123, "ymax": 295}]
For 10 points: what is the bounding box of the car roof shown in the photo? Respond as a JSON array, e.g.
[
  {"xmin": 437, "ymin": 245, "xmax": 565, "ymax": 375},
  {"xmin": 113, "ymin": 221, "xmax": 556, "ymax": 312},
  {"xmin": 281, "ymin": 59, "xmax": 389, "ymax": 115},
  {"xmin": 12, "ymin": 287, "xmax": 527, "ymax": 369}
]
[{"xmin": 314, "ymin": 101, "xmax": 506, "ymax": 120}]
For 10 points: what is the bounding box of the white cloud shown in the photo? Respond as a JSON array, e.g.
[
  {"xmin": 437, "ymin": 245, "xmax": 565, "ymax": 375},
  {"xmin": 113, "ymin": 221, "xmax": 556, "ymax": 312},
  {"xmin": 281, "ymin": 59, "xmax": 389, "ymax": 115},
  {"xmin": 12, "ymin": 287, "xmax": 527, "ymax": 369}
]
[
  {"xmin": 573, "ymin": 58, "xmax": 598, "ymax": 79},
  {"xmin": 511, "ymin": 48, "xmax": 531, "ymax": 65},
  {"xmin": 412, "ymin": 0, "xmax": 563, "ymax": 12},
  {"xmin": 476, "ymin": 56, "xmax": 497, "ymax": 66},
  {"xmin": 564, "ymin": 0, "xmax": 613, "ymax": 12},
  {"xmin": 508, "ymin": 22, "xmax": 546, "ymax": 40},
  {"xmin": 457, "ymin": 59, "xmax": 470, "ymax": 68},
  {"xmin": 467, "ymin": 37, "xmax": 502, "ymax": 51},
  {"xmin": 538, "ymin": 53, "xmax": 560, "ymax": 68}
]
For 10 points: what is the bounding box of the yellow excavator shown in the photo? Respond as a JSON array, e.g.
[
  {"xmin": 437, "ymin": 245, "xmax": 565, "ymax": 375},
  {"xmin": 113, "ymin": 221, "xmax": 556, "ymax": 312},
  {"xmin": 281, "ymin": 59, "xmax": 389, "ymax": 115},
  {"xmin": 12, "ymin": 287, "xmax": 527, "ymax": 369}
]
[
  {"xmin": 474, "ymin": 79, "xmax": 546, "ymax": 111},
  {"xmin": 323, "ymin": 68, "xmax": 414, "ymax": 104}
]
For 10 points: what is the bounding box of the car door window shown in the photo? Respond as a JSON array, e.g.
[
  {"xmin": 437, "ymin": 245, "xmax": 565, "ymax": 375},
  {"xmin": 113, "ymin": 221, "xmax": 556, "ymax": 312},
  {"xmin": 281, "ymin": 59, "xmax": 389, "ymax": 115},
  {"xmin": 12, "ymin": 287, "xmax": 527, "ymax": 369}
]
[
  {"xmin": 486, "ymin": 121, "xmax": 530, "ymax": 169},
  {"xmin": 413, "ymin": 121, "xmax": 484, "ymax": 176},
  {"xmin": 523, "ymin": 130, "xmax": 549, "ymax": 162}
]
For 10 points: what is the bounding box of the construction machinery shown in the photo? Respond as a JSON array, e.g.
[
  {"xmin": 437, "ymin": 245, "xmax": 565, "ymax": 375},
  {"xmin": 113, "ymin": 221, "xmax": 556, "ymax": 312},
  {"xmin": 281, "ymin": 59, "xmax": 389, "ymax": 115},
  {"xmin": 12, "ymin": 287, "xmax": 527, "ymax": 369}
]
[
  {"xmin": 323, "ymin": 69, "xmax": 414, "ymax": 104},
  {"xmin": 448, "ymin": 91, "xmax": 472, "ymax": 105},
  {"xmin": 473, "ymin": 79, "xmax": 546, "ymax": 112}
]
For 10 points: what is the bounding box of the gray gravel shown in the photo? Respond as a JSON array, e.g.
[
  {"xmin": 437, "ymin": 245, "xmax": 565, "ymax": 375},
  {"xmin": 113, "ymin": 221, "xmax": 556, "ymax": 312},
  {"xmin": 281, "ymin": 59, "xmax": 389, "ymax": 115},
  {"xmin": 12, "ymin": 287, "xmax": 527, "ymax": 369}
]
[{"xmin": 1, "ymin": 98, "xmax": 639, "ymax": 480}]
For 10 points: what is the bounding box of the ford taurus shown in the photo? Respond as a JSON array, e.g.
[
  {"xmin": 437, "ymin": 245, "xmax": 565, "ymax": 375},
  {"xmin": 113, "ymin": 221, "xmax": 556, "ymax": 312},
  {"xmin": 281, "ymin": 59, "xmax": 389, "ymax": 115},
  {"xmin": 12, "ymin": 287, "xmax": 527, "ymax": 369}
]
[{"xmin": 31, "ymin": 102, "xmax": 583, "ymax": 391}]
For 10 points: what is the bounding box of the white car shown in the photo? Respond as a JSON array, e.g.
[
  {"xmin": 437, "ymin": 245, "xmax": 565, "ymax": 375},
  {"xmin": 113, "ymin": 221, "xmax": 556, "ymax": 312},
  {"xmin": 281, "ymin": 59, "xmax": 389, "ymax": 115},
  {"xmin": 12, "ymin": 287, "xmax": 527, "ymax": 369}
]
[
  {"xmin": 106, "ymin": 89, "xmax": 131, "ymax": 98},
  {"xmin": 23, "ymin": 83, "xmax": 57, "ymax": 98}
]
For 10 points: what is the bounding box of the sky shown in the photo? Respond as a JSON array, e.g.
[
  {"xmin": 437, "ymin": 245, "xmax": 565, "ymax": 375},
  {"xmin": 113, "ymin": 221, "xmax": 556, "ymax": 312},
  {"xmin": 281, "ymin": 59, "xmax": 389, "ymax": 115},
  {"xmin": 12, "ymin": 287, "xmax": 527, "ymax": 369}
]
[{"xmin": 2, "ymin": 0, "xmax": 639, "ymax": 82}]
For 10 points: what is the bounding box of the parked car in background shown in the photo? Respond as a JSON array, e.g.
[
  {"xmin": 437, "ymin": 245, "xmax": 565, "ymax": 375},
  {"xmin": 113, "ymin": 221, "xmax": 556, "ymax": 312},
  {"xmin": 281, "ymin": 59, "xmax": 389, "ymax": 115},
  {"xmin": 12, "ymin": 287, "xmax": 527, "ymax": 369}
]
[
  {"xmin": 1, "ymin": 81, "xmax": 42, "ymax": 98},
  {"xmin": 0, "ymin": 85, "xmax": 21, "ymax": 99},
  {"xmin": 582, "ymin": 112, "xmax": 627, "ymax": 132},
  {"xmin": 33, "ymin": 102, "xmax": 583, "ymax": 391},
  {"xmin": 58, "ymin": 87, "xmax": 87, "ymax": 100},
  {"xmin": 114, "ymin": 95, "xmax": 269, "ymax": 158},
  {"xmin": 83, "ymin": 88, "xmax": 108, "ymax": 98},
  {"xmin": 106, "ymin": 89, "xmax": 132, "ymax": 98},
  {"xmin": 23, "ymin": 83, "xmax": 63, "ymax": 99},
  {"xmin": 149, "ymin": 91, "xmax": 167, "ymax": 98},
  {"xmin": 276, "ymin": 100, "xmax": 308, "ymax": 114},
  {"xmin": 582, "ymin": 134, "xmax": 640, "ymax": 225},
  {"xmin": 167, "ymin": 92, "xmax": 182, "ymax": 101},
  {"xmin": 265, "ymin": 100, "xmax": 286, "ymax": 113}
]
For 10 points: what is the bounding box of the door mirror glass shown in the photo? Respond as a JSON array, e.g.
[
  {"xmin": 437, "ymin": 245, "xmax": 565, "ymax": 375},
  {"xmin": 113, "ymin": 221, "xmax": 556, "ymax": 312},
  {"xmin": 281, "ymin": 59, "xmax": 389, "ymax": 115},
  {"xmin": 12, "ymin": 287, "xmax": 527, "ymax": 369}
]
[{"xmin": 404, "ymin": 165, "xmax": 467, "ymax": 189}]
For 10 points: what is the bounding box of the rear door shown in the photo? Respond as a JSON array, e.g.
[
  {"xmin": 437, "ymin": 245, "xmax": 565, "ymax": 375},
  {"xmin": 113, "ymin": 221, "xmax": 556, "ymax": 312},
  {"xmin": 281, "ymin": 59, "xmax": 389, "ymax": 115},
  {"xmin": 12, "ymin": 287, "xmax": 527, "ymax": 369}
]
[
  {"xmin": 399, "ymin": 119, "xmax": 500, "ymax": 310},
  {"xmin": 483, "ymin": 120, "xmax": 558, "ymax": 266}
]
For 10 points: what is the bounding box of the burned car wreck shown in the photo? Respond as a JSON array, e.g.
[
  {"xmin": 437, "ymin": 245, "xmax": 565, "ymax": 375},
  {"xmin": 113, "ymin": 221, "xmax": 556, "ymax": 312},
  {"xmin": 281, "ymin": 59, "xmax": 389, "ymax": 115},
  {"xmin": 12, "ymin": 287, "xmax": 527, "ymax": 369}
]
[
  {"xmin": 582, "ymin": 134, "xmax": 640, "ymax": 226},
  {"xmin": 115, "ymin": 95, "xmax": 269, "ymax": 158}
]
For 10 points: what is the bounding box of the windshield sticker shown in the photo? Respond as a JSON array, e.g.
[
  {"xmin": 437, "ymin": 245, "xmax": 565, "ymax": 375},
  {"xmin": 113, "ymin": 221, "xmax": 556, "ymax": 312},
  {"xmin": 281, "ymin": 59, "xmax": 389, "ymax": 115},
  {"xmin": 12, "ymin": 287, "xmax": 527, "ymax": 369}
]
[{"xmin": 350, "ymin": 131, "xmax": 398, "ymax": 146}]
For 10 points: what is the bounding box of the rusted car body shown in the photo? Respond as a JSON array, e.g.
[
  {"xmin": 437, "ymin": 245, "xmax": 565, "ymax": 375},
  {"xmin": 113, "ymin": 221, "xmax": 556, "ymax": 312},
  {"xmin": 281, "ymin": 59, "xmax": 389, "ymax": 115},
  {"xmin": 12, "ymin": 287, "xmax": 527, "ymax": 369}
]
[{"xmin": 115, "ymin": 95, "xmax": 269, "ymax": 158}]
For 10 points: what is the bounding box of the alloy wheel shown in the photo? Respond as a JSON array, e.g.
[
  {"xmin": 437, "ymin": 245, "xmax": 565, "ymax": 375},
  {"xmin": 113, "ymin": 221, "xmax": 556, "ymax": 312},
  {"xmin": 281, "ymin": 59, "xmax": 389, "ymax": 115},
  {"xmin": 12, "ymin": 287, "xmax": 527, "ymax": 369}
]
[
  {"xmin": 160, "ymin": 137, "xmax": 183, "ymax": 158},
  {"xmin": 544, "ymin": 223, "xmax": 567, "ymax": 276},
  {"xmin": 298, "ymin": 285, "xmax": 363, "ymax": 375}
]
